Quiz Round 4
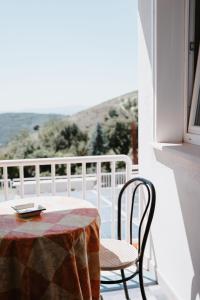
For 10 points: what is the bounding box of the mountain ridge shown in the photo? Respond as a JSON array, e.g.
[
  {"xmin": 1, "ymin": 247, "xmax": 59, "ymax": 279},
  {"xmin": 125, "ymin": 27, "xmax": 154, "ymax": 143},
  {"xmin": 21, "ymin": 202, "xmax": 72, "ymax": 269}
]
[{"xmin": 69, "ymin": 91, "xmax": 137, "ymax": 133}]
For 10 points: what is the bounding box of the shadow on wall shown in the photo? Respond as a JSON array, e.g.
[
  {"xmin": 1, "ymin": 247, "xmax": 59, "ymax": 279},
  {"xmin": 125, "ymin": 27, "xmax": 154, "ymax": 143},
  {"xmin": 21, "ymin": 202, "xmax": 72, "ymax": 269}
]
[{"xmin": 154, "ymin": 148, "xmax": 200, "ymax": 300}]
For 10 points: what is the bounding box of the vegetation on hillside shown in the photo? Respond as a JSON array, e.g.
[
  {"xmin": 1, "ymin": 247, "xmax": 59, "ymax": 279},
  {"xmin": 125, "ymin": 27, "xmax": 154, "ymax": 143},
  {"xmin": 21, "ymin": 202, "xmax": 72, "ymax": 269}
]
[
  {"xmin": 0, "ymin": 113, "xmax": 63, "ymax": 146},
  {"xmin": 0, "ymin": 92, "xmax": 138, "ymax": 178}
]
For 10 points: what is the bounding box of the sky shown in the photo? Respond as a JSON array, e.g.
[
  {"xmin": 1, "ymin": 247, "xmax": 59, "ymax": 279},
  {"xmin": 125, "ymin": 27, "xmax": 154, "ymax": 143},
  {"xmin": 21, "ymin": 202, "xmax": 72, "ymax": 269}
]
[{"xmin": 0, "ymin": 0, "xmax": 138, "ymax": 114}]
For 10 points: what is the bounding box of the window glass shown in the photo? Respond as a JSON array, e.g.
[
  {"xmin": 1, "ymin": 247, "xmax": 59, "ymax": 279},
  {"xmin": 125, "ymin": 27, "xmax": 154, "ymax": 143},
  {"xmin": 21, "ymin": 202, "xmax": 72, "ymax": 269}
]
[
  {"xmin": 188, "ymin": 0, "xmax": 200, "ymax": 133},
  {"xmin": 194, "ymin": 88, "xmax": 200, "ymax": 126}
]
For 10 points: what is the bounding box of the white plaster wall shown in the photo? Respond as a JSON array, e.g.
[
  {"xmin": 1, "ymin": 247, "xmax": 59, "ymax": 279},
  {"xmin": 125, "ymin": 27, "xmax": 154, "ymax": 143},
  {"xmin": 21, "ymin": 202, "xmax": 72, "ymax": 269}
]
[
  {"xmin": 155, "ymin": 0, "xmax": 185, "ymax": 143},
  {"xmin": 138, "ymin": 0, "xmax": 200, "ymax": 299}
]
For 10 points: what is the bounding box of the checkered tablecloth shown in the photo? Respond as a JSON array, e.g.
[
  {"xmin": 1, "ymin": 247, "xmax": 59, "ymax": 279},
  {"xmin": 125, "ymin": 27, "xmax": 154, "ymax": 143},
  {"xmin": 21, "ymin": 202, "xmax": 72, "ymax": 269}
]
[{"xmin": 0, "ymin": 197, "xmax": 100, "ymax": 300}]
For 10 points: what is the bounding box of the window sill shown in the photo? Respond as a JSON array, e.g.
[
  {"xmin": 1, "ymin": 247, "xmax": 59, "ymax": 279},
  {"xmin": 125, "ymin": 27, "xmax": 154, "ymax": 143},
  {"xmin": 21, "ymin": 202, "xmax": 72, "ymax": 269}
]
[
  {"xmin": 184, "ymin": 133, "xmax": 200, "ymax": 145},
  {"xmin": 153, "ymin": 142, "xmax": 200, "ymax": 166}
]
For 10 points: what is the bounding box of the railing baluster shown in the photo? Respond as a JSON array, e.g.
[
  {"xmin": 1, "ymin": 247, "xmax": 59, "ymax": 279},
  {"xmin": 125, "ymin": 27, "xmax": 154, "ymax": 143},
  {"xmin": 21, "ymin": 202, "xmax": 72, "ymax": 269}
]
[
  {"xmin": 111, "ymin": 161, "xmax": 116, "ymax": 239},
  {"xmin": 82, "ymin": 162, "xmax": 86, "ymax": 200},
  {"xmin": 35, "ymin": 164, "xmax": 40, "ymax": 196},
  {"xmin": 19, "ymin": 165, "xmax": 24, "ymax": 198},
  {"xmin": 51, "ymin": 164, "xmax": 56, "ymax": 195},
  {"xmin": 3, "ymin": 166, "xmax": 9, "ymax": 201},
  {"xmin": 125, "ymin": 161, "xmax": 132, "ymax": 242},
  {"xmin": 67, "ymin": 163, "xmax": 71, "ymax": 197},
  {"xmin": 97, "ymin": 162, "xmax": 101, "ymax": 211}
]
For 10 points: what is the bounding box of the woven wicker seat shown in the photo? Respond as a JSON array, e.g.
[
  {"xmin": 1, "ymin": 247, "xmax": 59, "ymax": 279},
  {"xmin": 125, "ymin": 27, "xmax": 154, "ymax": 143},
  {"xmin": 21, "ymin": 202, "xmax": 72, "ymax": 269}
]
[{"xmin": 100, "ymin": 239, "xmax": 138, "ymax": 271}]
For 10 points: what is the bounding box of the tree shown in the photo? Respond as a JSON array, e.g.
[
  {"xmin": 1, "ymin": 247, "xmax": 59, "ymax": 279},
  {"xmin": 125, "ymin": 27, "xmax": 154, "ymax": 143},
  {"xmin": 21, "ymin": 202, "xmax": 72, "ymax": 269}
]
[
  {"xmin": 59, "ymin": 123, "xmax": 88, "ymax": 153},
  {"xmin": 108, "ymin": 108, "xmax": 119, "ymax": 118},
  {"xmin": 1, "ymin": 130, "xmax": 37, "ymax": 160},
  {"xmin": 38, "ymin": 120, "xmax": 61, "ymax": 152},
  {"xmin": 107, "ymin": 122, "xmax": 131, "ymax": 155},
  {"xmin": 89, "ymin": 123, "xmax": 107, "ymax": 155},
  {"xmin": 33, "ymin": 125, "xmax": 40, "ymax": 131},
  {"xmin": 0, "ymin": 130, "xmax": 38, "ymax": 178},
  {"xmin": 39, "ymin": 120, "xmax": 88, "ymax": 155},
  {"xmin": 120, "ymin": 96, "xmax": 138, "ymax": 164}
]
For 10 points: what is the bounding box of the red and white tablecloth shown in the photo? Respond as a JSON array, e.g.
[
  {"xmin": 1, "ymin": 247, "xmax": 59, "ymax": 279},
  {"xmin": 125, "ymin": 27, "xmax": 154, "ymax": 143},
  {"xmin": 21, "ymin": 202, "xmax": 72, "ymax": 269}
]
[{"xmin": 0, "ymin": 196, "xmax": 100, "ymax": 300}]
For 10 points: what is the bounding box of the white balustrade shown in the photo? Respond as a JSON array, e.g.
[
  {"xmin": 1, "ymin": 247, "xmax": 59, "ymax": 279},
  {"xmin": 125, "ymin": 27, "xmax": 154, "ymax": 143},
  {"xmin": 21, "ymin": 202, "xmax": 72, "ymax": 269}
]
[{"xmin": 0, "ymin": 155, "xmax": 137, "ymax": 240}]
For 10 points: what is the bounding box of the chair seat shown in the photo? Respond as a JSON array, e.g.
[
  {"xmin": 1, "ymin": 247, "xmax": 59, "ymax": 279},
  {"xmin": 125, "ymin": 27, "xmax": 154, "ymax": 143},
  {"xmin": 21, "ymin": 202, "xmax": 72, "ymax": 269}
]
[{"xmin": 100, "ymin": 239, "xmax": 138, "ymax": 271}]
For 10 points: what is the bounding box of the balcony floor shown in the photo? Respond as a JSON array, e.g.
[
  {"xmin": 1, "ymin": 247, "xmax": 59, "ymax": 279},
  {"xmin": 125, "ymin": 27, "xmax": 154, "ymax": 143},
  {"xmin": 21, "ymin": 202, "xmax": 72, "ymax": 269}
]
[{"xmin": 101, "ymin": 284, "xmax": 168, "ymax": 300}]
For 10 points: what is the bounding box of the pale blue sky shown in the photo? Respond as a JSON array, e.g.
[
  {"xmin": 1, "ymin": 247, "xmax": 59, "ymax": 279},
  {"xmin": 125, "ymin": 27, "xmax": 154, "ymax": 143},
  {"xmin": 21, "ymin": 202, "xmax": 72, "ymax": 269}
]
[{"xmin": 0, "ymin": 0, "xmax": 137, "ymax": 114}]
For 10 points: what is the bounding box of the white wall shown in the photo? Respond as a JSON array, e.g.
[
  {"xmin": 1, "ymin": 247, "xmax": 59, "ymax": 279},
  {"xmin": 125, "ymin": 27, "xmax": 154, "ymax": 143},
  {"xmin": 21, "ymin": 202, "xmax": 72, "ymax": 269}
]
[
  {"xmin": 139, "ymin": 0, "xmax": 200, "ymax": 299},
  {"xmin": 155, "ymin": 0, "xmax": 185, "ymax": 143}
]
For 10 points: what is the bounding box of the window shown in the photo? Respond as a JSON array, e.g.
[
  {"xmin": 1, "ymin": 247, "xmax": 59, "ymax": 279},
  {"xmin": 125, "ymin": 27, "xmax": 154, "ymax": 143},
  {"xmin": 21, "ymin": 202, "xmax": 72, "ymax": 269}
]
[
  {"xmin": 189, "ymin": 46, "xmax": 200, "ymax": 133},
  {"xmin": 187, "ymin": 0, "xmax": 200, "ymax": 136}
]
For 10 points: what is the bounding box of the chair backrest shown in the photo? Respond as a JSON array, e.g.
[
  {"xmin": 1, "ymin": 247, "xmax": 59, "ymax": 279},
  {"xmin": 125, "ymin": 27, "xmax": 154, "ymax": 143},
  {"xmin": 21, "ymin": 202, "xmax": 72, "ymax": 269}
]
[{"xmin": 117, "ymin": 177, "xmax": 156, "ymax": 262}]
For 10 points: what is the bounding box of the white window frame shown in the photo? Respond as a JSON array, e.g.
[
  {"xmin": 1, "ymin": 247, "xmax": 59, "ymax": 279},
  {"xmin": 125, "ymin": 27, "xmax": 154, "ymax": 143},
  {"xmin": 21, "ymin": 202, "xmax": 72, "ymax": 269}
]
[
  {"xmin": 184, "ymin": 0, "xmax": 200, "ymax": 145},
  {"xmin": 188, "ymin": 45, "xmax": 200, "ymax": 134}
]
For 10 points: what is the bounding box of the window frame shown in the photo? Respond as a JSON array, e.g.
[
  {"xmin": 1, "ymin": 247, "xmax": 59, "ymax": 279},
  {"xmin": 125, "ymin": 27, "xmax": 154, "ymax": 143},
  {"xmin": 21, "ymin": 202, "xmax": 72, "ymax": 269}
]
[
  {"xmin": 184, "ymin": 0, "xmax": 200, "ymax": 144},
  {"xmin": 188, "ymin": 45, "xmax": 200, "ymax": 134}
]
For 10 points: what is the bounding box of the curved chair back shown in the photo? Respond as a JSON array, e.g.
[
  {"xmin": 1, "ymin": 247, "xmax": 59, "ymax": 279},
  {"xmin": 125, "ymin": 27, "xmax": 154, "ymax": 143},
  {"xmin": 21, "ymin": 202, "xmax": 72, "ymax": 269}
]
[{"xmin": 117, "ymin": 177, "xmax": 156, "ymax": 263}]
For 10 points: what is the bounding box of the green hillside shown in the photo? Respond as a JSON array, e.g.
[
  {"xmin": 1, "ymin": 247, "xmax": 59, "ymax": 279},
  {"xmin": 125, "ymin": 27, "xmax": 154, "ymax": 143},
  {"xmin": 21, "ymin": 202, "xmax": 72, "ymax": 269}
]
[
  {"xmin": 0, "ymin": 91, "xmax": 137, "ymax": 146},
  {"xmin": 69, "ymin": 91, "xmax": 138, "ymax": 135},
  {"xmin": 0, "ymin": 91, "xmax": 138, "ymax": 170},
  {"xmin": 0, "ymin": 113, "xmax": 64, "ymax": 146}
]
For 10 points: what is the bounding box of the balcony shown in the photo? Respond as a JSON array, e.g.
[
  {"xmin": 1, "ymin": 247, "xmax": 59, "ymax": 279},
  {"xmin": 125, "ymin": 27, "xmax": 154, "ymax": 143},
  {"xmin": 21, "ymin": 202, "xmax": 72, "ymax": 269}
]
[{"xmin": 0, "ymin": 154, "xmax": 168, "ymax": 299}]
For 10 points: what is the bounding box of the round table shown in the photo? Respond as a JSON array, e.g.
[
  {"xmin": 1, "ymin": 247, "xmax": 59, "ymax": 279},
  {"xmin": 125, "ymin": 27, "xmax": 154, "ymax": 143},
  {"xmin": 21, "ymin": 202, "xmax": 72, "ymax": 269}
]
[{"xmin": 0, "ymin": 196, "xmax": 100, "ymax": 300}]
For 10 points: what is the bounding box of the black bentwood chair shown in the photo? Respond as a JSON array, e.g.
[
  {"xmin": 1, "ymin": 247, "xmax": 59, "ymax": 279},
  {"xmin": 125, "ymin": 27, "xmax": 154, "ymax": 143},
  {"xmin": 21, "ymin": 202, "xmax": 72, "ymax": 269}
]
[{"xmin": 100, "ymin": 177, "xmax": 156, "ymax": 300}]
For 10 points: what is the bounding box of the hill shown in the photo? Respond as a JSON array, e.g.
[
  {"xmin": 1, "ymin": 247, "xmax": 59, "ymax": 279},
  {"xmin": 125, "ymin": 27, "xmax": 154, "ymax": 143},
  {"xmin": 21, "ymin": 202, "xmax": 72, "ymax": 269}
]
[
  {"xmin": 69, "ymin": 91, "xmax": 138, "ymax": 134},
  {"xmin": 0, "ymin": 113, "xmax": 64, "ymax": 146},
  {"xmin": 0, "ymin": 91, "xmax": 137, "ymax": 147},
  {"xmin": 0, "ymin": 91, "xmax": 138, "ymax": 166}
]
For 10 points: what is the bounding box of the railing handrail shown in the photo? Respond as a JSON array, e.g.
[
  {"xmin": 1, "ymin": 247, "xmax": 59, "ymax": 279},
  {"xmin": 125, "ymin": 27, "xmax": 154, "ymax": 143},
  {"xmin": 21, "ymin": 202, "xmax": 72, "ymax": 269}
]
[{"xmin": 0, "ymin": 154, "xmax": 132, "ymax": 167}]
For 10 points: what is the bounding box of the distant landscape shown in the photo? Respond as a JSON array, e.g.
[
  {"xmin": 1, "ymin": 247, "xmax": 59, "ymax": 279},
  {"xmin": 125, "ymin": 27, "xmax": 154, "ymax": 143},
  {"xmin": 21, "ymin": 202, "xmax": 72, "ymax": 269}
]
[
  {"xmin": 0, "ymin": 113, "xmax": 64, "ymax": 146},
  {"xmin": 0, "ymin": 91, "xmax": 138, "ymax": 177}
]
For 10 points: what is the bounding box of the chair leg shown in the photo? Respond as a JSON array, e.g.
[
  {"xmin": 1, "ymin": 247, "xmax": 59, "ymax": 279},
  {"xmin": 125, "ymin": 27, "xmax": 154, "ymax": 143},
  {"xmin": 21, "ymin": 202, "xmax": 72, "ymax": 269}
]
[
  {"xmin": 138, "ymin": 264, "xmax": 147, "ymax": 300},
  {"xmin": 121, "ymin": 269, "xmax": 130, "ymax": 300}
]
